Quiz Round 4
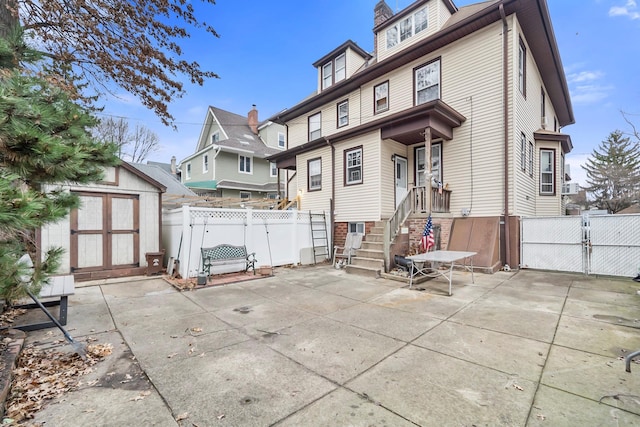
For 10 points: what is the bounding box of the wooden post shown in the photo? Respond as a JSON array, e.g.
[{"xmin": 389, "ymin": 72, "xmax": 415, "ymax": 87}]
[{"xmin": 424, "ymin": 127, "xmax": 432, "ymax": 215}]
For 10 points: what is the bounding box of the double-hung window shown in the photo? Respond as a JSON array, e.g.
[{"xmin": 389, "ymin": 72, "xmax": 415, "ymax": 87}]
[
  {"xmin": 322, "ymin": 62, "xmax": 333, "ymax": 90},
  {"xmin": 335, "ymin": 53, "xmax": 346, "ymax": 82},
  {"xmin": 415, "ymin": 59, "xmax": 440, "ymax": 105},
  {"xmin": 374, "ymin": 81, "xmax": 389, "ymax": 114},
  {"xmin": 345, "ymin": 147, "xmax": 363, "ymax": 185},
  {"xmin": 337, "ymin": 100, "xmax": 349, "ymax": 128},
  {"xmin": 270, "ymin": 162, "xmax": 277, "ymax": 177},
  {"xmin": 540, "ymin": 149, "xmax": 555, "ymax": 195},
  {"xmin": 308, "ymin": 158, "xmax": 322, "ymax": 191},
  {"xmin": 400, "ymin": 17, "xmax": 413, "ymax": 41},
  {"xmin": 278, "ymin": 132, "xmax": 285, "ymax": 148},
  {"xmin": 414, "ymin": 7, "xmax": 428, "ymax": 33},
  {"xmin": 518, "ymin": 38, "xmax": 526, "ymax": 96},
  {"xmin": 203, "ymin": 154, "xmax": 209, "ymax": 173},
  {"xmin": 309, "ymin": 112, "xmax": 321, "ymax": 141},
  {"xmin": 239, "ymin": 155, "xmax": 252, "ymax": 174},
  {"xmin": 185, "ymin": 162, "xmax": 191, "ymax": 180},
  {"xmin": 211, "ymin": 131, "xmax": 220, "ymax": 144},
  {"xmin": 520, "ymin": 133, "xmax": 527, "ymax": 171}
]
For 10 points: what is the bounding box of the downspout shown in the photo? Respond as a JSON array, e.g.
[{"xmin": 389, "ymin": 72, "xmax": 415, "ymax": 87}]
[
  {"xmin": 500, "ymin": 3, "xmax": 511, "ymax": 267},
  {"xmin": 324, "ymin": 137, "xmax": 335, "ymax": 254}
]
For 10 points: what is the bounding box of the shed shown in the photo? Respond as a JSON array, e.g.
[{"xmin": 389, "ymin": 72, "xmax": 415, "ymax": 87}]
[{"xmin": 40, "ymin": 162, "xmax": 166, "ymax": 281}]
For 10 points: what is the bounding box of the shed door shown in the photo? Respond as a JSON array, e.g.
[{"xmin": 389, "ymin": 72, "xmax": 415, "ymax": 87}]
[{"xmin": 71, "ymin": 192, "xmax": 140, "ymax": 273}]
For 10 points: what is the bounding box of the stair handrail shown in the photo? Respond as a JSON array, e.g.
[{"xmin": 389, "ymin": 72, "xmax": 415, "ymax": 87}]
[{"xmin": 383, "ymin": 188, "xmax": 415, "ymax": 272}]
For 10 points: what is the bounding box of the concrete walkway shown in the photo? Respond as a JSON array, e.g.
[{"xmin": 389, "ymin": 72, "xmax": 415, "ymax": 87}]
[{"xmin": 23, "ymin": 266, "xmax": 640, "ymax": 426}]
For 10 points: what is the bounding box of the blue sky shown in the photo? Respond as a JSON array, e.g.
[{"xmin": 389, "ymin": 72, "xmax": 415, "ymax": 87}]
[{"xmin": 100, "ymin": 0, "xmax": 640, "ymax": 186}]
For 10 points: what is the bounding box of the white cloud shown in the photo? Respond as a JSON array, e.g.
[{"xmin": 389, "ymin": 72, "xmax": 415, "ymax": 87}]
[
  {"xmin": 565, "ymin": 153, "xmax": 591, "ymax": 186},
  {"xmin": 609, "ymin": 0, "xmax": 640, "ymax": 19},
  {"xmin": 567, "ymin": 71, "xmax": 604, "ymax": 83},
  {"xmin": 570, "ymin": 84, "xmax": 614, "ymax": 105}
]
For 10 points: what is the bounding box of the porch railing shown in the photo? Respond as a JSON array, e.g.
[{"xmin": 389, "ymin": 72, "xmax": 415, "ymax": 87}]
[
  {"xmin": 384, "ymin": 186, "xmax": 451, "ymax": 272},
  {"xmin": 413, "ymin": 187, "xmax": 451, "ymax": 214}
]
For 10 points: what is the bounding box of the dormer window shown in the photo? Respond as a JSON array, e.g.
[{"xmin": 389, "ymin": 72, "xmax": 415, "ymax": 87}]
[
  {"xmin": 322, "ymin": 62, "xmax": 333, "ymax": 90},
  {"xmin": 321, "ymin": 52, "xmax": 346, "ymax": 90},
  {"xmin": 211, "ymin": 131, "xmax": 220, "ymax": 144},
  {"xmin": 385, "ymin": 6, "xmax": 428, "ymax": 50},
  {"xmin": 335, "ymin": 53, "xmax": 346, "ymax": 82}
]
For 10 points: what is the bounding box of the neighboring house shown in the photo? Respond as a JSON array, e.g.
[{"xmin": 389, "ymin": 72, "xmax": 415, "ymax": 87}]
[
  {"xmin": 180, "ymin": 106, "xmax": 286, "ymax": 200},
  {"xmin": 40, "ymin": 163, "xmax": 166, "ymax": 281},
  {"xmin": 267, "ymin": 0, "xmax": 574, "ymax": 272}
]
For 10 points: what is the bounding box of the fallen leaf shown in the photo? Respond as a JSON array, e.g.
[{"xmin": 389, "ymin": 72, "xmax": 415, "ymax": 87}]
[
  {"xmin": 217, "ymin": 414, "xmax": 226, "ymax": 420},
  {"xmin": 176, "ymin": 412, "xmax": 189, "ymax": 421},
  {"xmin": 167, "ymin": 352, "xmax": 178, "ymax": 358},
  {"xmin": 191, "ymin": 327, "xmax": 203, "ymax": 333},
  {"xmin": 536, "ymin": 414, "xmax": 546, "ymax": 420},
  {"xmin": 513, "ymin": 384, "xmax": 524, "ymax": 391}
]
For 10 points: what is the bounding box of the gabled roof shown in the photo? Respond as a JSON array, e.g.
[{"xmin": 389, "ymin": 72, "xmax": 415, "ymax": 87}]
[
  {"xmin": 312, "ymin": 40, "xmax": 372, "ymax": 68},
  {"xmin": 120, "ymin": 162, "xmax": 166, "ymax": 192},
  {"xmin": 269, "ymin": 0, "xmax": 574, "ymax": 127},
  {"xmin": 129, "ymin": 162, "xmax": 192, "ymax": 196}
]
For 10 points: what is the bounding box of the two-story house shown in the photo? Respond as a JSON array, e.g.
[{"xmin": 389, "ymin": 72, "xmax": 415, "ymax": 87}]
[
  {"xmin": 180, "ymin": 106, "xmax": 286, "ymax": 199},
  {"xmin": 267, "ymin": 0, "xmax": 574, "ymax": 273}
]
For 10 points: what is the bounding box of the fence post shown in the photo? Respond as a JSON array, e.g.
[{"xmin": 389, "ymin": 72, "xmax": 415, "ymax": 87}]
[{"xmin": 182, "ymin": 205, "xmax": 191, "ymax": 278}]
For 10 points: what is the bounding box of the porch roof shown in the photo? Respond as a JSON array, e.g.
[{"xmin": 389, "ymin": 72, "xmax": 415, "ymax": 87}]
[
  {"xmin": 266, "ymin": 99, "xmax": 465, "ymax": 169},
  {"xmin": 534, "ymin": 129, "xmax": 573, "ymax": 154}
]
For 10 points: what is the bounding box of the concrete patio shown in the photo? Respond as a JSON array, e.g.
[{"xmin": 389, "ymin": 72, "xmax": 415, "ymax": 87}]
[{"xmin": 20, "ymin": 266, "xmax": 640, "ymax": 426}]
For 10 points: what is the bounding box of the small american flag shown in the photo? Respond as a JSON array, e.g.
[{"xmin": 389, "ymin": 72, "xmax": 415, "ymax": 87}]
[{"xmin": 420, "ymin": 215, "xmax": 435, "ymax": 252}]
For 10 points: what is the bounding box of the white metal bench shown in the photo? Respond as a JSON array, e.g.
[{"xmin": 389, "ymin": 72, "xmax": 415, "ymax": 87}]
[
  {"xmin": 14, "ymin": 275, "xmax": 75, "ymax": 331},
  {"xmin": 201, "ymin": 244, "xmax": 257, "ymax": 276}
]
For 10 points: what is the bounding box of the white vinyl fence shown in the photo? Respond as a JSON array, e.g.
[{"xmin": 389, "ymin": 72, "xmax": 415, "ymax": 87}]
[
  {"xmin": 162, "ymin": 206, "xmax": 330, "ymax": 278},
  {"xmin": 521, "ymin": 213, "xmax": 640, "ymax": 277}
]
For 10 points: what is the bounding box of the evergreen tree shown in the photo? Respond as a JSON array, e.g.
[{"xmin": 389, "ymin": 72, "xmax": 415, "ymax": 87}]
[
  {"xmin": 0, "ymin": 29, "xmax": 119, "ymax": 303},
  {"xmin": 582, "ymin": 130, "xmax": 640, "ymax": 213}
]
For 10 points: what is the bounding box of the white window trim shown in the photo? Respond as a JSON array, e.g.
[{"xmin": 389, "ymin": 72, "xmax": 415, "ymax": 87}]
[
  {"xmin": 345, "ymin": 147, "xmax": 363, "ymax": 185},
  {"xmin": 278, "ymin": 132, "xmax": 285, "ymax": 148},
  {"xmin": 239, "ymin": 155, "xmax": 253, "ymax": 175},
  {"xmin": 337, "ymin": 100, "xmax": 349, "ymax": 128},
  {"xmin": 185, "ymin": 162, "xmax": 191, "ymax": 180},
  {"xmin": 270, "ymin": 162, "xmax": 277, "ymax": 178},
  {"xmin": 528, "ymin": 141, "xmax": 534, "ymax": 176},
  {"xmin": 211, "ymin": 131, "xmax": 220, "ymax": 144},
  {"xmin": 348, "ymin": 222, "xmax": 365, "ymax": 235},
  {"xmin": 374, "ymin": 81, "xmax": 389, "ymax": 114},
  {"xmin": 239, "ymin": 191, "xmax": 251, "ymax": 199},
  {"xmin": 203, "ymin": 154, "xmax": 209, "ymax": 173},
  {"xmin": 518, "ymin": 38, "xmax": 526, "ymax": 96},
  {"xmin": 335, "ymin": 53, "xmax": 346, "ymax": 82},
  {"xmin": 322, "ymin": 62, "xmax": 332, "ymax": 89},
  {"xmin": 309, "ymin": 112, "xmax": 321, "ymax": 141},
  {"xmin": 415, "ymin": 59, "xmax": 440, "ymax": 105},
  {"xmin": 385, "ymin": 6, "xmax": 428, "ymax": 50},
  {"xmin": 308, "ymin": 158, "xmax": 322, "ymax": 191},
  {"xmin": 540, "ymin": 149, "xmax": 555, "ymax": 195}
]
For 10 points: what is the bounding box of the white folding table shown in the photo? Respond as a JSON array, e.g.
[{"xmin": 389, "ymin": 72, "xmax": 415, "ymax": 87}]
[{"xmin": 406, "ymin": 250, "xmax": 477, "ymax": 295}]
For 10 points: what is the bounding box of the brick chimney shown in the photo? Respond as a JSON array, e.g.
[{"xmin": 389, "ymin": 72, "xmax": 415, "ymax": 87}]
[
  {"xmin": 373, "ymin": 1, "xmax": 394, "ymax": 58},
  {"xmin": 248, "ymin": 104, "xmax": 258, "ymax": 134}
]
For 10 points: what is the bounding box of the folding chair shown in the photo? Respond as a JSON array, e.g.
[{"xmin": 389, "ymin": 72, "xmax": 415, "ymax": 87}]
[{"xmin": 332, "ymin": 232, "xmax": 363, "ymax": 267}]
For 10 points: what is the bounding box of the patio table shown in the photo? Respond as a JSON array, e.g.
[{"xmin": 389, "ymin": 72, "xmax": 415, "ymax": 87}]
[{"xmin": 406, "ymin": 250, "xmax": 477, "ymax": 295}]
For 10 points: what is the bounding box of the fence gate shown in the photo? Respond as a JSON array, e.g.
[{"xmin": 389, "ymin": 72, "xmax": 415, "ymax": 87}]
[
  {"xmin": 521, "ymin": 214, "xmax": 640, "ymax": 277},
  {"xmin": 520, "ymin": 216, "xmax": 584, "ymax": 273},
  {"xmin": 589, "ymin": 214, "xmax": 640, "ymax": 277}
]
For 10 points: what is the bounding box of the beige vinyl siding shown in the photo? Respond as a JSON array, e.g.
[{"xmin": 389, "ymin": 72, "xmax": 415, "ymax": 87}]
[
  {"xmin": 296, "ymin": 146, "xmax": 332, "ymax": 213},
  {"xmin": 382, "ymin": 139, "xmax": 408, "ymax": 218},
  {"xmin": 511, "ymin": 16, "xmax": 563, "ymax": 217},
  {"xmin": 437, "ymin": 0, "xmax": 453, "ymax": 29},
  {"xmin": 334, "ymin": 132, "xmax": 381, "ymax": 222},
  {"xmin": 376, "ymin": 1, "xmax": 440, "ymax": 63},
  {"xmin": 346, "ymin": 47, "xmax": 367, "ymax": 78},
  {"xmin": 440, "ymin": 22, "xmax": 505, "ymax": 217}
]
